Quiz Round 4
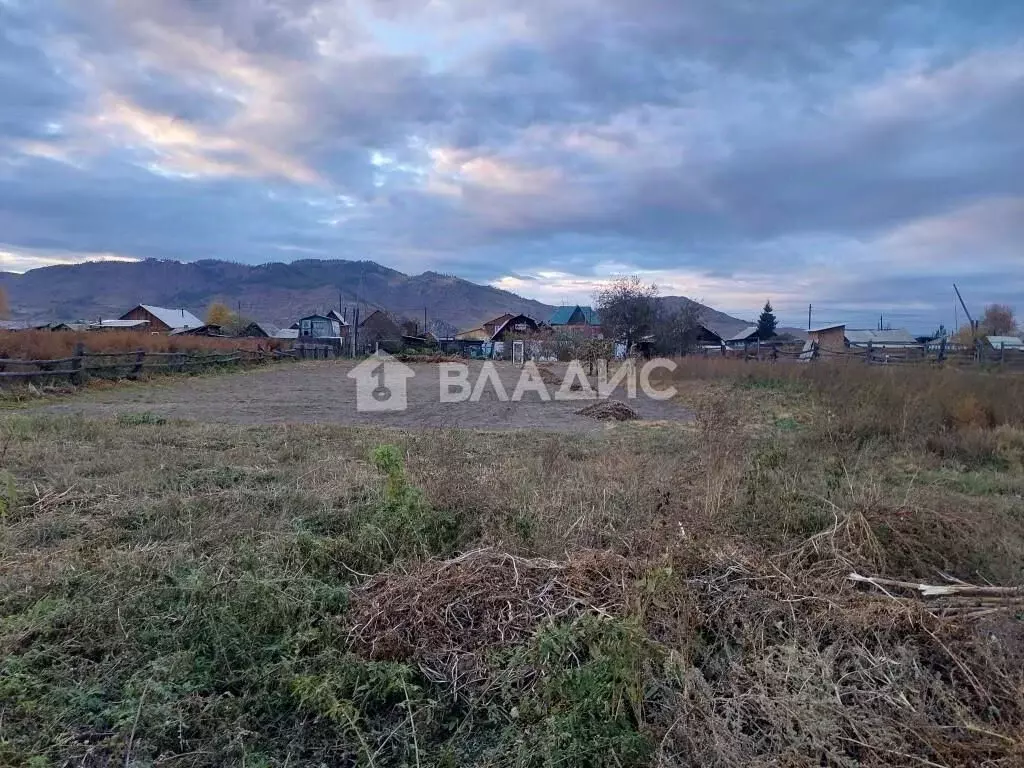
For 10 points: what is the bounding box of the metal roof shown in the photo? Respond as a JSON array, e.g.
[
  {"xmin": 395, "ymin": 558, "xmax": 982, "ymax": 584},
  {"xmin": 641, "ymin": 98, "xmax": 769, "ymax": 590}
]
[
  {"xmin": 138, "ymin": 305, "xmax": 203, "ymax": 329},
  {"xmin": 987, "ymin": 335, "xmax": 1024, "ymax": 349},
  {"xmin": 274, "ymin": 328, "xmax": 299, "ymax": 339},
  {"xmin": 249, "ymin": 321, "xmax": 279, "ymax": 336},
  {"xmin": 549, "ymin": 305, "xmax": 599, "ymax": 325},
  {"xmin": 91, "ymin": 319, "xmax": 150, "ymax": 329},
  {"xmin": 727, "ymin": 326, "xmax": 760, "ymax": 342},
  {"xmin": 844, "ymin": 329, "xmax": 916, "ymax": 346},
  {"xmin": 809, "ymin": 323, "xmax": 845, "ymax": 333}
]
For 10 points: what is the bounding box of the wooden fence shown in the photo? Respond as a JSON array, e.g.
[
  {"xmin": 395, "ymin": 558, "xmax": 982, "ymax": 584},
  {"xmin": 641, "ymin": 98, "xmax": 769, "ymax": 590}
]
[
  {"xmin": 799, "ymin": 342, "xmax": 1024, "ymax": 370},
  {"xmin": 0, "ymin": 344, "xmax": 297, "ymax": 385}
]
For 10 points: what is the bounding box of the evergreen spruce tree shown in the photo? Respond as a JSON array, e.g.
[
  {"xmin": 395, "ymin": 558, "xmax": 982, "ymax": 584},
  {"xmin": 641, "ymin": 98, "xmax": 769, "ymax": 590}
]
[{"xmin": 756, "ymin": 301, "xmax": 778, "ymax": 340}]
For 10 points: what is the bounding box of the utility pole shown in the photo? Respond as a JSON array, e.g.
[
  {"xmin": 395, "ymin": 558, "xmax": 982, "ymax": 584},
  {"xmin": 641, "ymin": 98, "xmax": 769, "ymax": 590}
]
[
  {"xmin": 807, "ymin": 304, "xmax": 812, "ymax": 331},
  {"xmin": 423, "ymin": 306, "xmax": 427, "ymax": 336}
]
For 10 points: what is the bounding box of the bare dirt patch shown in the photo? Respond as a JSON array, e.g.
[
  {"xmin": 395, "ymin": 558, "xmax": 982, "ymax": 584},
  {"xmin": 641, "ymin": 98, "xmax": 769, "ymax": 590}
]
[{"xmin": 37, "ymin": 360, "xmax": 692, "ymax": 431}]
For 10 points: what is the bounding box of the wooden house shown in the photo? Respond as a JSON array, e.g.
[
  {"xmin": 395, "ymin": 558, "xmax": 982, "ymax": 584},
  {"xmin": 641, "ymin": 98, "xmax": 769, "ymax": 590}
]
[
  {"xmin": 240, "ymin": 321, "xmax": 279, "ymax": 338},
  {"xmin": 119, "ymin": 305, "xmax": 203, "ymax": 333},
  {"xmin": 359, "ymin": 309, "xmax": 404, "ymax": 354}
]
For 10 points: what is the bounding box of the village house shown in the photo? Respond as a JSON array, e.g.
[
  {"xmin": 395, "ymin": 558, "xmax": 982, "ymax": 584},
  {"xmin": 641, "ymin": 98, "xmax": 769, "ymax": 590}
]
[
  {"xmin": 549, "ymin": 305, "xmax": 601, "ymax": 336},
  {"xmin": 296, "ymin": 313, "xmax": 346, "ymax": 339},
  {"xmin": 358, "ymin": 309, "xmax": 404, "ymax": 354},
  {"xmin": 239, "ymin": 321, "xmax": 279, "ymax": 338},
  {"xmin": 807, "ymin": 325, "xmax": 919, "ymax": 353},
  {"xmin": 119, "ymin": 305, "xmax": 203, "ymax": 333}
]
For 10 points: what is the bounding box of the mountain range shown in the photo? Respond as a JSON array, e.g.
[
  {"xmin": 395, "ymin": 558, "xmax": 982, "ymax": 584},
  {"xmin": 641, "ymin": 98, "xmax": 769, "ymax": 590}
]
[{"xmin": 0, "ymin": 258, "xmax": 762, "ymax": 336}]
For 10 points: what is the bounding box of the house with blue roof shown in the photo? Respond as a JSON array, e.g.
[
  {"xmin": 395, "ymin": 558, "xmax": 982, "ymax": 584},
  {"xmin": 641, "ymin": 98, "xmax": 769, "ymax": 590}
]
[{"xmin": 549, "ymin": 305, "xmax": 600, "ymax": 328}]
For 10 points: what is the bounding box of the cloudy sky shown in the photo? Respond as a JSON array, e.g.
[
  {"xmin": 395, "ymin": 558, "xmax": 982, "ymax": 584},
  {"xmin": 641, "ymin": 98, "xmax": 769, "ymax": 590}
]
[{"xmin": 2, "ymin": 0, "xmax": 1022, "ymax": 330}]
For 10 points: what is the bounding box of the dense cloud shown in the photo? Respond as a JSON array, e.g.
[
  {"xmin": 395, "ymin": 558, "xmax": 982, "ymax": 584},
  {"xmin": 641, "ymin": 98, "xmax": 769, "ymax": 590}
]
[{"xmin": 1, "ymin": 0, "xmax": 1022, "ymax": 328}]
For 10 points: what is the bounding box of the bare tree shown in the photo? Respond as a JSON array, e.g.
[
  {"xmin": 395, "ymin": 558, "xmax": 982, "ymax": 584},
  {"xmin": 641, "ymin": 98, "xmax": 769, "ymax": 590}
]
[
  {"xmin": 594, "ymin": 276, "xmax": 658, "ymax": 352},
  {"xmin": 981, "ymin": 304, "xmax": 1016, "ymax": 336},
  {"xmin": 654, "ymin": 302, "xmax": 701, "ymax": 356}
]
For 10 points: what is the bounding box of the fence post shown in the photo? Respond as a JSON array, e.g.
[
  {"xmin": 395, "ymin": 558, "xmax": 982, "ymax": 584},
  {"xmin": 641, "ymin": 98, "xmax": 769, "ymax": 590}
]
[
  {"xmin": 938, "ymin": 337, "xmax": 946, "ymax": 363},
  {"xmin": 865, "ymin": 341, "xmax": 872, "ymax": 364},
  {"xmin": 71, "ymin": 342, "xmax": 86, "ymax": 386},
  {"xmin": 1000, "ymin": 342, "xmax": 1005, "ymax": 365},
  {"xmin": 130, "ymin": 349, "xmax": 145, "ymax": 379}
]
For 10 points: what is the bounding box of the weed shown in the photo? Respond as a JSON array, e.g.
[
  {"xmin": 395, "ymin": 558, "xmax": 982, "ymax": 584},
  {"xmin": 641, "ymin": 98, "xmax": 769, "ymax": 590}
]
[
  {"xmin": 491, "ymin": 615, "xmax": 659, "ymax": 768},
  {"xmin": 116, "ymin": 411, "xmax": 168, "ymax": 426}
]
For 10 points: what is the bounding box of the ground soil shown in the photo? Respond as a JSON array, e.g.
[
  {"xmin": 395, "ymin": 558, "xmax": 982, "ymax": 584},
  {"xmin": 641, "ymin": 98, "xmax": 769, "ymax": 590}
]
[{"xmin": 38, "ymin": 360, "xmax": 693, "ymax": 431}]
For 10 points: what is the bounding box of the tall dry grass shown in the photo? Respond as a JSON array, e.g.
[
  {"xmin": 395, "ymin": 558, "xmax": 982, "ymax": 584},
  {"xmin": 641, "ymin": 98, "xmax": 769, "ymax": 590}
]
[{"xmin": 0, "ymin": 330, "xmax": 277, "ymax": 360}]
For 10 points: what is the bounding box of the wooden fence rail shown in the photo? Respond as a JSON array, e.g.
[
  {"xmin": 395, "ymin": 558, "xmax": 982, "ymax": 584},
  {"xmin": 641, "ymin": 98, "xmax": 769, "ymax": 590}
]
[{"xmin": 0, "ymin": 346, "xmax": 296, "ymax": 385}]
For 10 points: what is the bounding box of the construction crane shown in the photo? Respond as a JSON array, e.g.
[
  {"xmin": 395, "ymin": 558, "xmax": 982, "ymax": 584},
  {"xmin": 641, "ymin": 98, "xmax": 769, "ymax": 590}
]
[{"xmin": 953, "ymin": 283, "xmax": 978, "ymax": 340}]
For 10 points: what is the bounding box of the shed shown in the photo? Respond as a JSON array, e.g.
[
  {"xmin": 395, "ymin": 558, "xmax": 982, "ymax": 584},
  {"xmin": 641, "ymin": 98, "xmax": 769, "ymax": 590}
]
[
  {"xmin": 89, "ymin": 319, "xmax": 151, "ymax": 331},
  {"xmin": 455, "ymin": 326, "xmax": 490, "ymax": 342},
  {"xmin": 120, "ymin": 305, "xmax": 202, "ymax": 333},
  {"xmin": 807, "ymin": 324, "xmax": 846, "ymax": 352},
  {"xmin": 844, "ymin": 329, "xmax": 917, "ymax": 348},
  {"xmin": 987, "ymin": 335, "xmax": 1024, "ymax": 350},
  {"xmin": 170, "ymin": 324, "xmax": 223, "ymax": 337}
]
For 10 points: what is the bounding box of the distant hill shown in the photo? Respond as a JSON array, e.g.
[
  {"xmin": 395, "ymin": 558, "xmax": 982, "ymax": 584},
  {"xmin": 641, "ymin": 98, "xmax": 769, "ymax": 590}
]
[
  {"xmin": 0, "ymin": 259, "xmax": 553, "ymax": 331},
  {"xmin": 0, "ymin": 258, "xmax": 790, "ymax": 337}
]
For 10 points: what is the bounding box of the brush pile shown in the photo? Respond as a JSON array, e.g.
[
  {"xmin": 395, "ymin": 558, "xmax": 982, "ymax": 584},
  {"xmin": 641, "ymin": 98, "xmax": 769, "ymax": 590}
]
[
  {"xmin": 576, "ymin": 400, "xmax": 639, "ymax": 421},
  {"xmin": 346, "ymin": 535, "xmax": 1024, "ymax": 766},
  {"xmin": 348, "ymin": 549, "xmax": 637, "ymax": 686}
]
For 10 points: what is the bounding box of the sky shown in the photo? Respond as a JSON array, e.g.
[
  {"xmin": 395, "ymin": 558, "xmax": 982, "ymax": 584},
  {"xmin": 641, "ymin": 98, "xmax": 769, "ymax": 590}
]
[{"xmin": 1, "ymin": 0, "xmax": 1022, "ymax": 332}]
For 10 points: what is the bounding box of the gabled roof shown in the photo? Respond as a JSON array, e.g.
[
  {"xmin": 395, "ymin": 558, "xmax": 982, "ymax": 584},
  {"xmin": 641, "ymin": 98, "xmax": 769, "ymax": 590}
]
[
  {"xmin": 327, "ymin": 309, "xmax": 349, "ymax": 326},
  {"xmin": 727, "ymin": 326, "xmax": 760, "ymax": 342},
  {"xmin": 987, "ymin": 335, "xmax": 1024, "ymax": 349},
  {"xmin": 137, "ymin": 305, "xmax": 203, "ymax": 329},
  {"xmin": 549, "ymin": 305, "xmax": 600, "ymax": 325},
  {"xmin": 490, "ymin": 313, "xmax": 538, "ymax": 340},
  {"xmin": 247, "ymin": 321, "xmax": 279, "ymax": 336},
  {"xmin": 359, "ymin": 309, "xmax": 401, "ymax": 326},
  {"xmin": 844, "ymin": 329, "xmax": 916, "ymax": 345}
]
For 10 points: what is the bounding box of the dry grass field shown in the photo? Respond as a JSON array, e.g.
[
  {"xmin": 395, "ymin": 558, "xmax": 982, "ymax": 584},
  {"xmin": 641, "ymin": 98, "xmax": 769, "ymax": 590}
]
[
  {"xmin": 1, "ymin": 360, "xmax": 1023, "ymax": 766},
  {"xmin": 37, "ymin": 360, "xmax": 693, "ymax": 430}
]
